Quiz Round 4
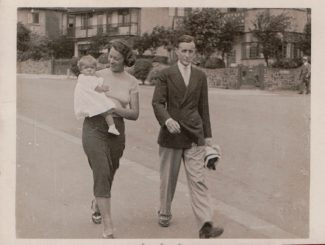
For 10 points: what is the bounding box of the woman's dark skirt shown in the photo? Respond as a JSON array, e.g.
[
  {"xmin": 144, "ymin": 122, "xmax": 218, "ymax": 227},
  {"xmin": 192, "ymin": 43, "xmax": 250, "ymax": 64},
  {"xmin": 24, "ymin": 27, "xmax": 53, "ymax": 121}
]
[{"xmin": 82, "ymin": 115, "xmax": 125, "ymax": 198}]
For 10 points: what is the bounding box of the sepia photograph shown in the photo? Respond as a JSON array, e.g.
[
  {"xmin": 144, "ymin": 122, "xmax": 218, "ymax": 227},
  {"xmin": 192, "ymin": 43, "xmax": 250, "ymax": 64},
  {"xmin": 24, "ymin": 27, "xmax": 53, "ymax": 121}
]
[{"xmin": 1, "ymin": 1, "xmax": 325, "ymax": 244}]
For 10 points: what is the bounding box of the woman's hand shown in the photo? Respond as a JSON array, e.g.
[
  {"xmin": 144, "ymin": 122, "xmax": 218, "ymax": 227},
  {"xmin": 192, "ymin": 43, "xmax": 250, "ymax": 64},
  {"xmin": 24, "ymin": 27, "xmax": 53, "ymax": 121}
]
[
  {"xmin": 112, "ymin": 92, "xmax": 139, "ymax": 120},
  {"xmin": 95, "ymin": 84, "xmax": 110, "ymax": 93},
  {"xmin": 101, "ymin": 85, "xmax": 110, "ymax": 92}
]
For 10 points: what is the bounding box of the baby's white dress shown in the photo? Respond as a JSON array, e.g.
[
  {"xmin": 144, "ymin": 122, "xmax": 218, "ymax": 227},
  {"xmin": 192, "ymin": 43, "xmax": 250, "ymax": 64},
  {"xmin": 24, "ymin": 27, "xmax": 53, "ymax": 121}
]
[{"xmin": 74, "ymin": 74, "xmax": 115, "ymax": 119}]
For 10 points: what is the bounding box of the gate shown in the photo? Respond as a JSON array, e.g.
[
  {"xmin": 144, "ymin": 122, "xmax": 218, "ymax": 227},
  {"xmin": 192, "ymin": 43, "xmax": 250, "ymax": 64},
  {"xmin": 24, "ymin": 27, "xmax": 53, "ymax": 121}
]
[
  {"xmin": 239, "ymin": 64, "xmax": 265, "ymax": 89},
  {"xmin": 53, "ymin": 59, "xmax": 71, "ymax": 75}
]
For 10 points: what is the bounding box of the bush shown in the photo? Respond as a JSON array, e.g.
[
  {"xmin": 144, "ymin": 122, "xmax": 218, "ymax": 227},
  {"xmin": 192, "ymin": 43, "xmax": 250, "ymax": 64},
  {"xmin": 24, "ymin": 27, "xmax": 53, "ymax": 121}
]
[
  {"xmin": 70, "ymin": 57, "xmax": 80, "ymax": 76},
  {"xmin": 49, "ymin": 35, "xmax": 74, "ymax": 59},
  {"xmin": 152, "ymin": 56, "xmax": 169, "ymax": 64},
  {"xmin": 146, "ymin": 63, "xmax": 168, "ymax": 85},
  {"xmin": 271, "ymin": 58, "xmax": 303, "ymax": 69},
  {"xmin": 132, "ymin": 58, "xmax": 153, "ymax": 84},
  {"xmin": 204, "ymin": 57, "xmax": 225, "ymax": 69},
  {"xmin": 17, "ymin": 22, "xmax": 30, "ymax": 54},
  {"xmin": 98, "ymin": 53, "xmax": 109, "ymax": 64}
]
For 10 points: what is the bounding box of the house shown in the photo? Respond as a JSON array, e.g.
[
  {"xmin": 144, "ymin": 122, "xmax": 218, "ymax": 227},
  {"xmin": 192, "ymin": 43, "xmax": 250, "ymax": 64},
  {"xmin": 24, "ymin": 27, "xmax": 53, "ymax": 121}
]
[
  {"xmin": 17, "ymin": 7, "xmax": 310, "ymax": 67},
  {"xmin": 66, "ymin": 7, "xmax": 191, "ymax": 57},
  {"xmin": 221, "ymin": 8, "xmax": 311, "ymax": 67},
  {"xmin": 17, "ymin": 8, "xmax": 68, "ymax": 39}
]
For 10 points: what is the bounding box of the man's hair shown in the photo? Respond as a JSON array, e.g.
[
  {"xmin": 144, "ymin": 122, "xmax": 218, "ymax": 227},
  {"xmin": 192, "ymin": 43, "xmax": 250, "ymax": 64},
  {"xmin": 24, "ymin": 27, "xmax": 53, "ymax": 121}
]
[
  {"xmin": 78, "ymin": 55, "xmax": 97, "ymax": 69},
  {"xmin": 177, "ymin": 35, "xmax": 195, "ymax": 46}
]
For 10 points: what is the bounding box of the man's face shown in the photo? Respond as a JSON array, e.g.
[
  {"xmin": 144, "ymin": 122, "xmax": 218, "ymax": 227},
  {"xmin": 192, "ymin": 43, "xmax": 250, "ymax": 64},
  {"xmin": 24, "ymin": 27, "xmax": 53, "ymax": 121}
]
[{"xmin": 176, "ymin": 41, "xmax": 196, "ymax": 67}]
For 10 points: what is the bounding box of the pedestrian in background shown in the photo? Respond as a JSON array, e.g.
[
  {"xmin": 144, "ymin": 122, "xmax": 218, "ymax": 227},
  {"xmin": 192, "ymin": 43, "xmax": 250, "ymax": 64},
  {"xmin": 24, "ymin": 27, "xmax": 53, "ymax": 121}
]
[
  {"xmin": 152, "ymin": 35, "xmax": 224, "ymax": 239},
  {"xmin": 298, "ymin": 56, "xmax": 311, "ymax": 94},
  {"xmin": 81, "ymin": 39, "xmax": 139, "ymax": 238}
]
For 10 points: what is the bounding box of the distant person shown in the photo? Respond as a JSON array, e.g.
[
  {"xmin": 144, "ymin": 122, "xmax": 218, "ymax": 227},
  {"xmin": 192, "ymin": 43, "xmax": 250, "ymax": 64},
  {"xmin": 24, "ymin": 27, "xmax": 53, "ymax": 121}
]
[
  {"xmin": 74, "ymin": 55, "xmax": 120, "ymax": 135},
  {"xmin": 152, "ymin": 35, "xmax": 224, "ymax": 239},
  {"xmin": 298, "ymin": 56, "xmax": 311, "ymax": 94},
  {"xmin": 81, "ymin": 40, "xmax": 139, "ymax": 238}
]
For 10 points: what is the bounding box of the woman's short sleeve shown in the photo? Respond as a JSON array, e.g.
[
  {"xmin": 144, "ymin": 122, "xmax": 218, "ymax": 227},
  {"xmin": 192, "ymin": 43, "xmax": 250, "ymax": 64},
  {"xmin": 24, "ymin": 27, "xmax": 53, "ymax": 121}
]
[{"xmin": 130, "ymin": 79, "xmax": 139, "ymax": 94}]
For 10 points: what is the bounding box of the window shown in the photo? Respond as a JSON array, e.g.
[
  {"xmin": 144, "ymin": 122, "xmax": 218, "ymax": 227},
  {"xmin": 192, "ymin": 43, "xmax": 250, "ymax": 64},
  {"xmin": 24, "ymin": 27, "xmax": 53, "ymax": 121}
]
[
  {"xmin": 184, "ymin": 8, "xmax": 192, "ymax": 16},
  {"xmin": 31, "ymin": 12, "xmax": 39, "ymax": 24},
  {"xmin": 249, "ymin": 43, "xmax": 259, "ymax": 58},
  {"xmin": 228, "ymin": 49, "xmax": 236, "ymax": 64},
  {"xmin": 168, "ymin": 8, "xmax": 191, "ymax": 17},
  {"xmin": 242, "ymin": 42, "xmax": 262, "ymax": 59},
  {"xmin": 228, "ymin": 8, "xmax": 237, "ymax": 13},
  {"xmin": 118, "ymin": 9, "xmax": 130, "ymax": 26},
  {"xmin": 81, "ymin": 14, "xmax": 92, "ymax": 30},
  {"xmin": 68, "ymin": 16, "xmax": 75, "ymax": 28}
]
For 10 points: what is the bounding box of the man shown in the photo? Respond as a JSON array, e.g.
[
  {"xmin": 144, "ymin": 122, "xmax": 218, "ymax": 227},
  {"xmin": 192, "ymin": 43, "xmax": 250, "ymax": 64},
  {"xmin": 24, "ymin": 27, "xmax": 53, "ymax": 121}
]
[
  {"xmin": 298, "ymin": 56, "xmax": 311, "ymax": 94},
  {"xmin": 152, "ymin": 35, "xmax": 223, "ymax": 239}
]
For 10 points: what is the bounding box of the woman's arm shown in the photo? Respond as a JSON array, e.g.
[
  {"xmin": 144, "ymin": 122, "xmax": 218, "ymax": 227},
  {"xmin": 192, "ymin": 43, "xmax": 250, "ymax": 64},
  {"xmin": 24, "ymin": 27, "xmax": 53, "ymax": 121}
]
[{"xmin": 113, "ymin": 92, "xmax": 139, "ymax": 120}]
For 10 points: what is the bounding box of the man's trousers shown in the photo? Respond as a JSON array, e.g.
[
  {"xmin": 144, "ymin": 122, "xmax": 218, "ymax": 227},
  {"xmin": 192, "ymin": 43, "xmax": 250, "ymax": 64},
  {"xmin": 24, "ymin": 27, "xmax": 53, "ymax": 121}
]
[{"xmin": 159, "ymin": 145, "xmax": 213, "ymax": 228}]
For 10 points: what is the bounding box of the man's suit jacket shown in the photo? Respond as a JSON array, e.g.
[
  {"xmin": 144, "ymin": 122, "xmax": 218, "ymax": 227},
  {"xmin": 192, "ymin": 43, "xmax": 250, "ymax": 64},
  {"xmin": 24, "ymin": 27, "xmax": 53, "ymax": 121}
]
[{"xmin": 152, "ymin": 64, "xmax": 212, "ymax": 149}]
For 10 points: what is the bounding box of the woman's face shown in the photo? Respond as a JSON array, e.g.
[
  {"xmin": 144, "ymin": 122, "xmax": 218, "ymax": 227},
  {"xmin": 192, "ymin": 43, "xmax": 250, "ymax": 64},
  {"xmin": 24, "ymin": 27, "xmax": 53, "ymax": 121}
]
[{"xmin": 108, "ymin": 47, "xmax": 125, "ymax": 72}]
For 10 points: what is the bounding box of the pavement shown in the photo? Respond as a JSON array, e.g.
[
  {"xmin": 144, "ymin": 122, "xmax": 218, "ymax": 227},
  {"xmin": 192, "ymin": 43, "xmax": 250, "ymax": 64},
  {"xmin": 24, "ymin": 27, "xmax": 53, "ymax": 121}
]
[
  {"xmin": 16, "ymin": 114, "xmax": 279, "ymax": 239},
  {"xmin": 14, "ymin": 74, "xmax": 310, "ymax": 240}
]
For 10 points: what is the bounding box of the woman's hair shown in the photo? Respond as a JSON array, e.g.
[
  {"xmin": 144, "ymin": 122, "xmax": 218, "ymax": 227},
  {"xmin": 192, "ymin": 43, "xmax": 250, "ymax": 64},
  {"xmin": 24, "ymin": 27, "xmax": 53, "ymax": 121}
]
[
  {"xmin": 110, "ymin": 39, "xmax": 136, "ymax": 67},
  {"xmin": 78, "ymin": 55, "xmax": 97, "ymax": 69}
]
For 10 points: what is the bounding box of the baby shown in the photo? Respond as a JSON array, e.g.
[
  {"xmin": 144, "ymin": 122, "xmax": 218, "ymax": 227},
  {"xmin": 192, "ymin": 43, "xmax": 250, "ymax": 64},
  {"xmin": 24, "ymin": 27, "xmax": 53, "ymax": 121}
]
[{"xmin": 74, "ymin": 55, "xmax": 119, "ymax": 135}]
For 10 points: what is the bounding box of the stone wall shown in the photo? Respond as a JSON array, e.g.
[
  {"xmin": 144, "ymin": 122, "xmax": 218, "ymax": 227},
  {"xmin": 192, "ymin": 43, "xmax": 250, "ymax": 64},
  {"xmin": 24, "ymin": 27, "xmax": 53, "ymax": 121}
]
[
  {"xmin": 17, "ymin": 59, "xmax": 302, "ymax": 91},
  {"xmin": 17, "ymin": 59, "xmax": 53, "ymax": 74},
  {"xmin": 17, "ymin": 59, "xmax": 71, "ymax": 75},
  {"xmin": 263, "ymin": 68, "xmax": 301, "ymax": 90},
  {"xmin": 200, "ymin": 67, "xmax": 240, "ymax": 89}
]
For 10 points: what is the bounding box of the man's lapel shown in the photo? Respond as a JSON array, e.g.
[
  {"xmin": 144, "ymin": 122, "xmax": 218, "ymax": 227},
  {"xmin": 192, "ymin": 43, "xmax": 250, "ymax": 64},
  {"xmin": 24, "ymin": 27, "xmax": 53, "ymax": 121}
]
[
  {"xmin": 170, "ymin": 64, "xmax": 187, "ymax": 94},
  {"xmin": 181, "ymin": 67, "xmax": 199, "ymax": 105}
]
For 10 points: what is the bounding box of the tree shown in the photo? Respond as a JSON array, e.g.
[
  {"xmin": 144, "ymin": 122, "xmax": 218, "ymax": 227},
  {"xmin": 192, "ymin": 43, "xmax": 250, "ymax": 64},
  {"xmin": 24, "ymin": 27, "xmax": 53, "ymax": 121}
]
[
  {"xmin": 17, "ymin": 22, "xmax": 30, "ymax": 53},
  {"xmin": 17, "ymin": 22, "xmax": 53, "ymax": 61},
  {"xmin": 251, "ymin": 10, "xmax": 292, "ymax": 66},
  {"xmin": 133, "ymin": 32, "xmax": 155, "ymax": 55},
  {"xmin": 183, "ymin": 8, "xmax": 223, "ymax": 58},
  {"xmin": 298, "ymin": 22, "xmax": 311, "ymax": 56},
  {"xmin": 218, "ymin": 18, "xmax": 243, "ymax": 60},
  {"xmin": 133, "ymin": 26, "xmax": 183, "ymax": 63},
  {"xmin": 87, "ymin": 34, "xmax": 111, "ymax": 58},
  {"xmin": 49, "ymin": 35, "xmax": 74, "ymax": 59}
]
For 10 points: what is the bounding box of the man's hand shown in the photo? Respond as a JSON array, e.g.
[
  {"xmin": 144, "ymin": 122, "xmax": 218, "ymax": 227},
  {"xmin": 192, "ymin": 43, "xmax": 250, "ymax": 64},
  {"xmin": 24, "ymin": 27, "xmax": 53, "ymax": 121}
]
[
  {"xmin": 165, "ymin": 118, "xmax": 181, "ymax": 134},
  {"xmin": 205, "ymin": 138, "xmax": 213, "ymax": 146}
]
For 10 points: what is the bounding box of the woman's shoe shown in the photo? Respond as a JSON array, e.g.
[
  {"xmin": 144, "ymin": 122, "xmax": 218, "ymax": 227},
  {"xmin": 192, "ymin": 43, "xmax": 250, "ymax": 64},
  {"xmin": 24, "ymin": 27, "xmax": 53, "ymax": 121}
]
[
  {"xmin": 91, "ymin": 199, "xmax": 102, "ymax": 224},
  {"xmin": 102, "ymin": 233, "xmax": 114, "ymax": 239}
]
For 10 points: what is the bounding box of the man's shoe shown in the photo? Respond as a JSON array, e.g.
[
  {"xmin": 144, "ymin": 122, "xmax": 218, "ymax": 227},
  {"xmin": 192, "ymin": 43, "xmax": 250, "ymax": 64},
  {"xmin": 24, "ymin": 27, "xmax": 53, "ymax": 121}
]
[
  {"xmin": 199, "ymin": 222, "xmax": 224, "ymax": 238},
  {"xmin": 158, "ymin": 211, "xmax": 172, "ymax": 227},
  {"xmin": 298, "ymin": 91, "xmax": 303, "ymax": 94}
]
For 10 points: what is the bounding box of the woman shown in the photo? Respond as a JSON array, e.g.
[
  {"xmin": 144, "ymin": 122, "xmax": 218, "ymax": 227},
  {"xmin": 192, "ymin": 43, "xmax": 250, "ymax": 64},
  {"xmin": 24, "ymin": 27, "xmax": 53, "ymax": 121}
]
[{"xmin": 82, "ymin": 39, "xmax": 139, "ymax": 238}]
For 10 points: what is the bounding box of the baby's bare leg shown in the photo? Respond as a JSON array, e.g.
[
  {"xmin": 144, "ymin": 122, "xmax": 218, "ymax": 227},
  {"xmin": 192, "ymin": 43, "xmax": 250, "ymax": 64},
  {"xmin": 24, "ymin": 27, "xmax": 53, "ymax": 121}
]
[{"xmin": 101, "ymin": 111, "xmax": 120, "ymax": 135}]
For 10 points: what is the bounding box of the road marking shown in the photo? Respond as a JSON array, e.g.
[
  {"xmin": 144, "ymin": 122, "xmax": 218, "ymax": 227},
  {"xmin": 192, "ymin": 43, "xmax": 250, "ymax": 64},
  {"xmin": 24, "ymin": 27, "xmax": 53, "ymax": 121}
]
[{"xmin": 17, "ymin": 114, "xmax": 298, "ymax": 238}]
